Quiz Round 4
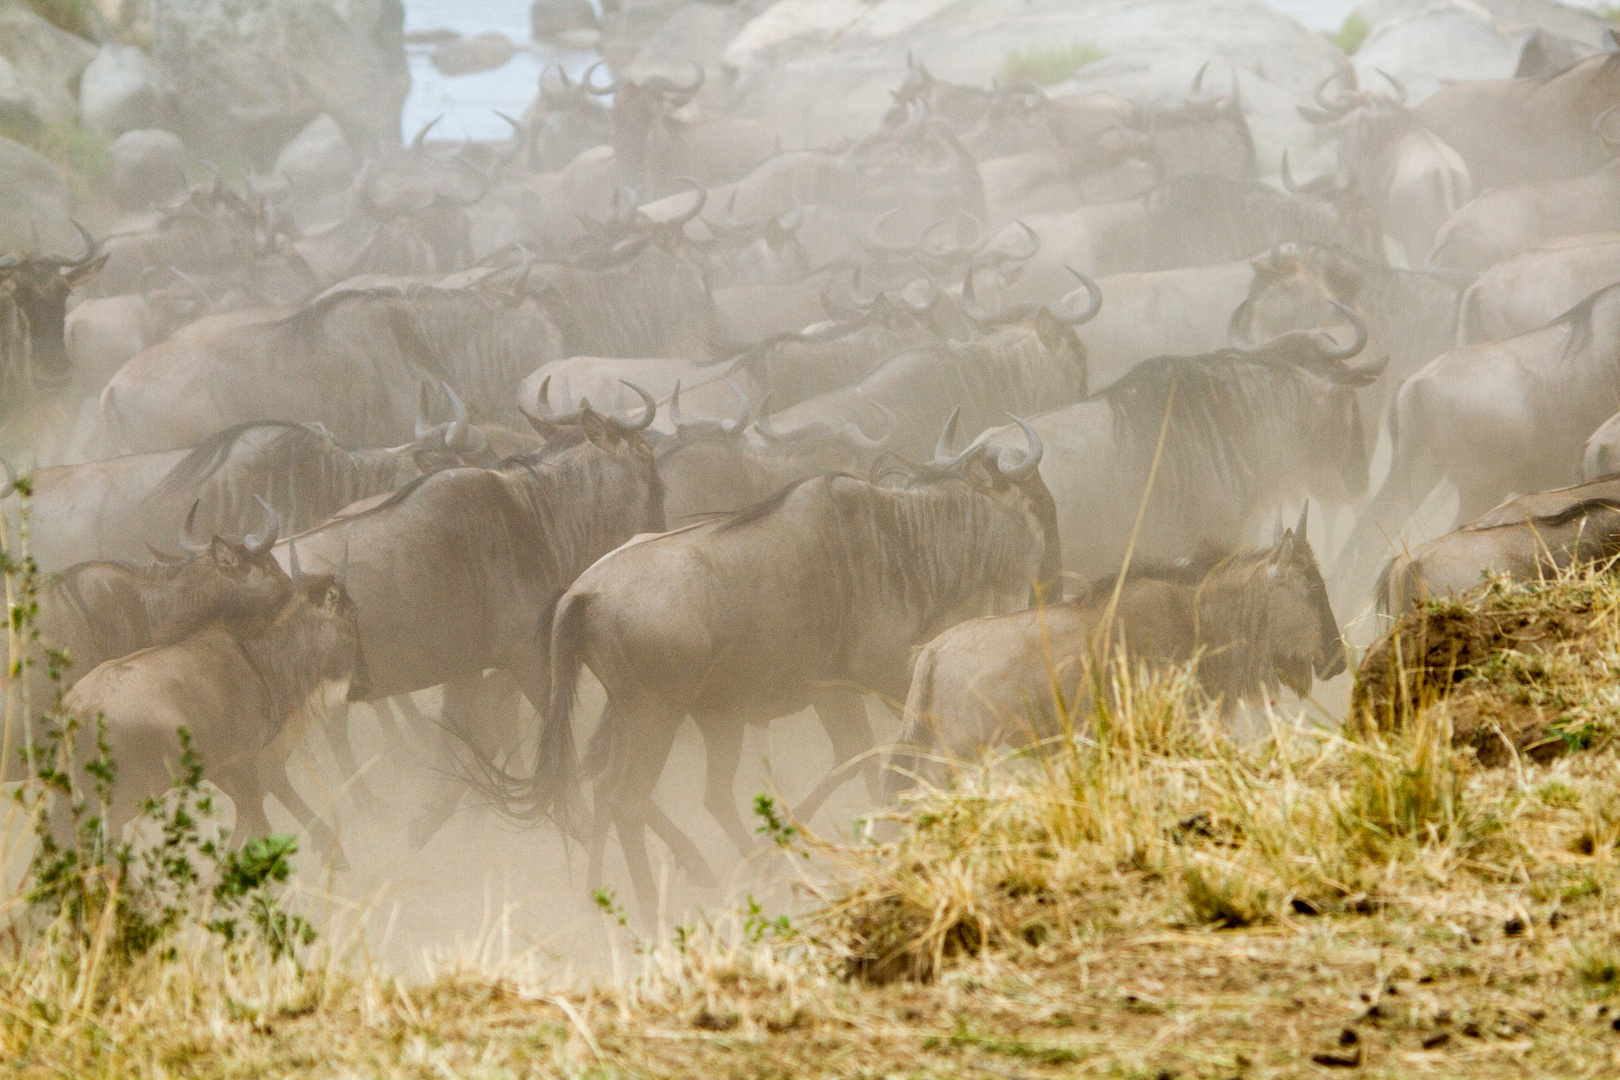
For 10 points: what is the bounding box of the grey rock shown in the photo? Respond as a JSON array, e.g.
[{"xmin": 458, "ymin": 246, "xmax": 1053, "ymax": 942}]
[
  {"xmin": 725, "ymin": 0, "xmax": 1340, "ymax": 167},
  {"xmin": 0, "ymin": 135, "xmax": 72, "ymax": 253},
  {"xmin": 0, "ymin": 0, "xmax": 97, "ymax": 132},
  {"xmin": 274, "ymin": 113, "xmax": 356, "ymax": 195},
  {"xmin": 531, "ymin": 0, "xmax": 598, "ymax": 41},
  {"xmin": 80, "ymin": 43, "xmax": 163, "ymax": 139},
  {"xmin": 108, "ymin": 128, "xmax": 187, "ymax": 210},
  {"xmin": 150, "ymin": 0, "xmax": 408, "ymax": 164},
  {"xmin": 431, "ymin": 31, "xmax": 521, "ymax": 76}
]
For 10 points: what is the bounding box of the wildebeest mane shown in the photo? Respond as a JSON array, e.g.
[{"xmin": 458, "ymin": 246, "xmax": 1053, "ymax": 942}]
[
  {"xmin": 712, "ymin": 474, "xmax": 833, "ymax": 532},
  {"xmin": 1101, "ymin": 350, "xmax": 1328, "ymax": 504},
  {"xmin": 1069, "ymin": 543, "xmax": 1241, "ymax": 606},
  {"xmin": 1553, "ymin": 280, "xmax": 1620, "ymax": 362}
]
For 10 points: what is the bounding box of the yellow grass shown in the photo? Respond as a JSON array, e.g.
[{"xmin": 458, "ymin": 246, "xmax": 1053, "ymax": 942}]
[{"xmin": 11, "ymin": 553, "xmax": 1620, "ymax": 1074}]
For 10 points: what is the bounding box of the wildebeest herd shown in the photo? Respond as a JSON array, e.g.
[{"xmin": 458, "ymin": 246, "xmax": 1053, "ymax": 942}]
[{"xmin": 9, "ymin": 44, "xmax": 1620, "ymax": 918}]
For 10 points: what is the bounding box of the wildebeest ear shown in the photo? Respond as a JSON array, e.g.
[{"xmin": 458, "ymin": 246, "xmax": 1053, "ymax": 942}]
[
  {"xmin": 210, "ymin": 536, "xmax": 241, "ymax": 570},
  {"xmin": 1034, "ymin": 306, "xmax": 1063, "ymax": 351},
  {"xmin": 578, "ymin": 405, "xmax": 612, "ymax": 449},
  {"xmin": 64, "ymin": 251, "xmax": 109, "ymax": 286}
]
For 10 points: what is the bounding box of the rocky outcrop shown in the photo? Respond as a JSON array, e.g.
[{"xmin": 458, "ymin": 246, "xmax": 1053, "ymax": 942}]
[
  {"xmin": 108, "ymin": 128, "xmax": 187, "ymax": 210},
  {"xmin": 724, "ymin": 0, "xmax": 1340, "ymax": 171},
  {"xmin": 531, "ymin": 0, "xmax": 598, "ymax": 41},
  {"xmin": 0, "ymin": 0, "xmax": 97, "ymax": 134},
  {"xmin": 1350, "ymin": 0, "xmax": 1615, "ymax": 104},
  {"xmin": 150, "ymin": 0, "xmax": 408, "ymax": 163},
  {"xmin": 80, "ymin": 43, "xmax": 163, "ymax": 139},
  {"xmin": 0, "ymin": 135, "xmax": 73, "ymax": 252}
]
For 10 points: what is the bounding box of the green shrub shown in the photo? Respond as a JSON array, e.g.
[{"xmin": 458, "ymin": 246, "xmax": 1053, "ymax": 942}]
[
  {"xmin": 1333, "ymin": 13, "xmax": 1371, "ymax": 56},
  {"xmin": 1001, "ymin": 40, "xmax": 1106, "ymax": 87}
]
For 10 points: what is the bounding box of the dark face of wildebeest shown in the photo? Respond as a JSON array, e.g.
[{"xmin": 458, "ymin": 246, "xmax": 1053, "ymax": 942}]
[
  {"xmin": 167, "ymin": 500, "xmax": 296, "ymax": 640},
  {"xmin": 0, "ymin": 223, "xmax": 105, "ymax": 394},
  {"xmin": 1258, "ymin": 504, "xmax": 1345, "ymax": 689}
]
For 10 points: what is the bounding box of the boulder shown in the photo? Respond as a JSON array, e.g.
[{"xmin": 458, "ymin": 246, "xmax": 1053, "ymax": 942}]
[
  {"xmin": 274, "ymin": 113, "xmax": 356, "ymax": 194},
  {"xmin": 431, "ymin": 31, "xmax": 521, "ymax": 76},
  {"xmin": 531, "ymin": 0, "xmax": 598, "ymax": 41},
  {"xmin": 79, "ymin": 43, "xmax": 163, "ymax": 139},
  {"xmin": 1350, "ymin": 0, "xmax": 1614, "ymax": 104},
  {"xmin": 150, "ymin": 0, "xmax": 408, "ymax": 164},
  {"xmin": 0, "ymin": 0, "xmax": 97, "ymax": 133},
  {"xmin": 724, "ymin": 0, "xmax": 1341, "ymax": 171},
  {"xmin": 625, "ymin": 0, "xmax": 755, "ymax": 110},
  {"xmin": 0, "ymin": 136, "xmax": 72, "ymax": 253},
  {"xmin": 107, "ymin": 128, "xmax": 187, "ymax": 210}
]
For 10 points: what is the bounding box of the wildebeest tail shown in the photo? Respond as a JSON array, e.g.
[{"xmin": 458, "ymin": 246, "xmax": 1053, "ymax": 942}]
[{"xmin": 537, "ymin": 590, "xmax": 587, "ymax": 838}]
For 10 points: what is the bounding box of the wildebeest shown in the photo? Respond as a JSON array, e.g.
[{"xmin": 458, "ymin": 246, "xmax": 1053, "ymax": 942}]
[
  {"xmin": 62, "ymin": 563, "xmax": 366, "ymax": 858},
  {"xmin": 1342, "ymin": 281, "xmax": 1620, "ymax": 590},
  {"xmin": 761, "ymin": 279, "xmax": 1100, "ymax": 461},
  {"xmin": 1454, "ymin": 232, "xmax": 1620, "ymax": 345},
  {"xmin": 1295, "ymin": 68, "xmax": 1473, "ymax": 267},
  {"xmin": 76, "ymin": 183, "xmax": 258, "ymax": 300},
  {"xmin": 887, "ymin": 506, "xmax": 1342, "ymax": 797},
  {"xmin": 0, "ymin": 224, "xmax": 105, "ymax": 419},
  {"xmin": 2, "ymin": 505, "xmax": 292, "ymax": 764},
  {"xmin": 1415, "ymin": 52, "xmax": 1620, "ymax": 190},
  {"xmin": 976, "ymin": 313, "xmax": 1381, "ymax": 580},
  {"xmin": 583, "ymin": 63, "xmax": 778, "ymax": 199},
  {"xmin": 1374, "ymin": 477, "xmax": 1620, "ymax": 617},
  {"xmin": 270, "ymin": 398, "xmax": 665, "ymax": 843},
  {"xmin": 1426, "ymin": 157, "xmax": 1620, "ymax": 276},
  {"xmin": 96, "ymin": 266, "xmax": 559, "ymax": 454},
  {"xmin": 526, "ymin": 421, "xmax": 1058, "ymax": 915},
  {"xmin": 18, "ymin": 389, "xmax": 504, "ymax": 570}
]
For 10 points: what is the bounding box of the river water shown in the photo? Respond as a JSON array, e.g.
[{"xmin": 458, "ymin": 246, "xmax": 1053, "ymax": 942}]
[{"xmin": 398, "ymin": 0, "xmax": 1612, "ymax": 139}]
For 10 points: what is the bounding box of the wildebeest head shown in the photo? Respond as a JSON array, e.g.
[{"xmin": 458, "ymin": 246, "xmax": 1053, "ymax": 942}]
[
  {"xmin": 920, "ymin": 410, "xmax": 1062, "ymax": 603},
  {"xmin": 1257, "ymin": 503, "xmax": 1344, "ymax": 688},
  {"xmin": 521, "ymin": 379, "xmax": 666, "ymax": 531},
  {"xmin": 279, "ymin": 540, "xmax": 370, "ymax": 703},
  {"xmin": 0, "ymin": 222, "xmax": 106, "ymax": 386},
  {"xmin": 1231, "ymin": 244, "xmax": 1365, "ymax": 347},
  {"xmin": 165, "ymin": 497, "xmax": 295, "ymax": 640}
]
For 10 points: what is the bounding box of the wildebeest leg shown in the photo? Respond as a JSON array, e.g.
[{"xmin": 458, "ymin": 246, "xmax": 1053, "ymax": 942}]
[
  {"xmin": 405, "ymin": 678, "xmax": 487, "ymax": 850},
  {"xmin": 643, "ymin": 803, "xmax": 716, "ymax": 888},
  {"xmin": 601, "ymin": 701, "xmax": 684, "ymax": 924},
  {"xmin": 793, "ymin": 690, "xmax": 880, "ymax": 823},
  {"xmin": 258, "ymin": 760, "xmax": 346, "ymax": 870},
  {"xmin": 322, "ymin": 702, "xmax": 381, "ymax": 812},
  {"xmin": 698, "ymin": 716, "xmax": 756, "ymax": 856}
]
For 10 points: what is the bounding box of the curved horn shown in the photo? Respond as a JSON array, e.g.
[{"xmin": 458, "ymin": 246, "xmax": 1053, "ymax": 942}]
[
  {"xmin": 180, "ymin": 500, "xmax": 209, "ymax": 554},
  {"xmin": 994, "ymin": 219, "xmax": 1039, "ymax": 264},
  {"xmin": 994, "ymin": 415, "xmax": 1044, "ymax": 480},
  {"xmin": 666, "ymin": 177, "xmax": 707, "ymax": 227},
  {"xmin": 860, "ymin": 207, "xmax": 917, "ymax": 256},
  {"xmin": 169, "ymin": 268, "xmax": 209, "ymax": 309},
  {"xmin": 1376, "ymin": 68, "xmax": 1407, "ymax": 106},
  {"xmin": 335, "ymin": 539, "xmax": 349, "ymax": 587},
  {"xmin": 411, "ymin": 115, "xmax": 443, "ymax": 150},
  {"xmin": 1597, "ymin": 103, "xmax": 1620, "ymax": 150},
  {"xmin": 1295, "ymin": 499, "xmax": 1309, "ymax": 542},
  {"xmin": 1058, "ymin": 266, "xmax": 1103, "ymax": 324},
  {"xmin": 244, "ymin": 495, "xmax": 281, "ymax": 555},
  {"xmin": 1227, "ymin": 297, "xmax": 1255, "ymax": 344},
  {"xmin": 415, "ymin": 381, "xmax": 436, "ymax": 440},
  {"xmin": 1312, "ymin": 68, "xmax": 1352, "ymax": 114},
  {"xmin": 929, "ymin": 406, "xmax": 972, "ymax": 470},
  {"xmin": 286, "ymin": 536, "xmax": 302, "ymax": 578},
  {"xmin": 614, "ymin": 380, "xmax": 657, "ymax": 431},
  {"xmin": 1280, "ymin": 150, "xmax": 1305, "ymax": 192},
  {"xmin": 583, "ymin": 60, "xmax": 622, "ymax": 95},
  {"xmin": 1191, "ymin": 60, "xmax": 1210, "ymax": 96},
  {"xmin": 1318, "ymin": 300, "xmax": 1368, "ymax": 361},
  {"xmin": 842, "ymin": 401, "xmax": 895, "ymax": 451}
]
